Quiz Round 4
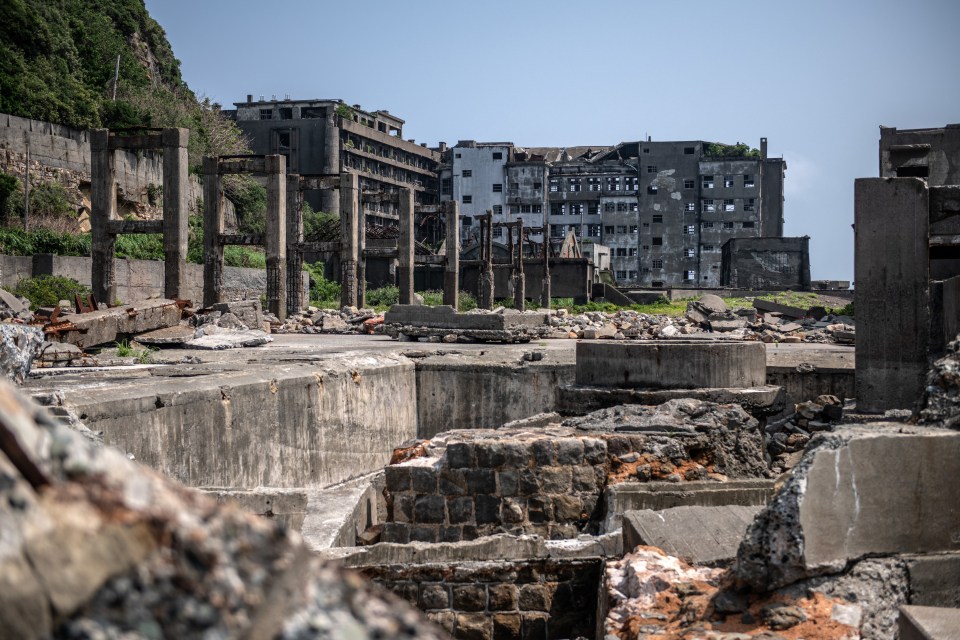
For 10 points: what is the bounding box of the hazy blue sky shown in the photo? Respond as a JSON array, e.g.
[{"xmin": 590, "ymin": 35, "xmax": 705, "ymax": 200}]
[{"xmin": 144, "ymin": 0, "xmax": 960, "ymax": 281}]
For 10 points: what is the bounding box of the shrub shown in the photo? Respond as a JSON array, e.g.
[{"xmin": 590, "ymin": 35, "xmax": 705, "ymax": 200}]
[
  {"xmin": 12, "ymin": 275, "xmax": 90, "ymax": 310},
  {"xmin": 29, "ymin": 182, "xmax": 75, "ymax": 218},
  {"xmin": 304, "ymin": 262, "xmax": 340, "ymax": 306},
  {"xmin": 365, "ymin": 285, "xmax": 399, "ymax": 309}
]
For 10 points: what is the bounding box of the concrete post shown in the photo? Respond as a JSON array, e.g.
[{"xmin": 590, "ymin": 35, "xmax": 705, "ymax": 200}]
[
  {"xmin": 265, "ymin": 154, "xmax": 287, "ymax": 320},
  {"xmin": 321, "ymin": 111, "xmax": 341, "ymax": 215},
  {"xmin": 479, "ymin": 214, "xmax": 494, "ymax": 309},
  {"xmin": 541, "ymin": 210, "xmax": 551, "ymax": 309},
  {"xmin": 286, "ymin": 175, "xmax": 304, "ymax": 315},
  {"xmin": 443, "ymin": 200, "xmax": 460, "ymax": 309},
  {"xmin": 202, "ymin": 156, "xmax": 224, "ymax": 307},
  {"xmin": 357, "ymin": 202, "xmax": 367, "ymax": 309},
  {"xmin": 514, "ymin": 221, "xmax": 525, "ymax": 311},
  {"xmin": 398, "ymin": 188, "xmax": 415, "ymax": 305},
  {"xmin": 90, "ymin": 129, "xmax": 116, "ymax": 305},
  {"xmin": 161, "ymin": 128, "xmax": 189, "ymax": 300},
  {"xmin": 339, "ymin": 172, "xmax": 359, "ymax": 309}
]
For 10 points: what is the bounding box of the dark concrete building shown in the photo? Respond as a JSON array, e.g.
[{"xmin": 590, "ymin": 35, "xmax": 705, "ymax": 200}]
[
  {"xmin": 229, "ymin": 96, "xmax": 441, "ymax": 227},
  {"xmin": 880, "ymin": 124, "xmax": 960, "ymax": 184},
  {"xmin": 720, "ymin": 236, "xmax": 811, "ymax": 290}
]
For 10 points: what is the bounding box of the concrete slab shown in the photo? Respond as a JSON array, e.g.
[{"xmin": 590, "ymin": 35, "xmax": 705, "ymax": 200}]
[
  {"xmin": 899, "ymin": 605, "xmax": 960, "ymax": 640},
  {"xmin": 558, "ymin": 384, "xmax": 785, "ymax": 417},
  {"xmin": 202, "ymin": 486, "xmax": 307, "ymax": 532},
  {"xmin": 576, "ymin": 340, "xmax": 766, "ymax": 389},
  {"xmin": 905, "ymin": 554, "xmax": 960, "ymax": 608},
  {"xmin": 59, "ymin": 299, "xmax": 182, "ymax": 348},
  {"xmin": 384, "ymin": 304, "xmax": 548, "ymax": 331},
  {"xmin": 622, "ymin": 505, "xmax": 762, "ymax": 565},
  {"xmin": 136, "ymin": 324, "xmax": 196, "ymax": 345}
]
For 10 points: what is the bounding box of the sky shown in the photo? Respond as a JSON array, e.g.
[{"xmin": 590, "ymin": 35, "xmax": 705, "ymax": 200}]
[{"xmin": 144, "ymin": 0, "xmax": 960, "ymax": 282}]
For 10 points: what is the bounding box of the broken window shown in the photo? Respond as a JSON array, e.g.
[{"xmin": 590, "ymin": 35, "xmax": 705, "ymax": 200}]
[
  {"xmin": 652, "ymin": 214, "xmax": 663, "ymax": 223},
  {"xmin": 724, "ymin": 199, "xmax": 735, "ymax": 212},
  {"xmin": 685, "ymin": 270, "xmax": 695, "ymax": 281},
  {"xmin": 685, "ymin": 202, "xmax": 696, "ymax": 212},
  {"xmin": 569, "ymin": 178, "xmax": 582, "ymax": 192},
  {"xmin": 532, "ymin": 204, "xmax": 543, "ymax": 213},
  {"xmin": 685, "ymin": 248, "xmax": 695, "ymax": 258},
  {"xmin": 617, "ymin": 202, "xmax": 629, "ymax": 212},
  {"xmin": 441, "ymin": 178, "xmax": 452, "ymax": 195},
  {"xmin": 587, "ymin": 224, "xmax": 601, "ymax": 236},
  {"xmin": 629, "ymin": 270, "xmax": 638, "ymax": 279},
  {"xmin": 652, "ymin": 259, "xmax": 663, "ymax": 269},
  {"xmin": 462, "ymin": 170, "xmax": 472, "ymax": 177},
  {"xmin": 744, "ymin": 198, "xmax": 755, "ymax": 212},
  {"xmin": 647, "ymin": 185, "xmax": 658, "ymax": 195},
  {"xmin": 652, "ymin": 237, "xmax": 663, "ymax": 246},
  {"xmin": 493, "ymin": 227, "xmax": 503, "ymax": 238},
  {"xmin": 549, "ymin": 179, "xmax": 560, "ymax": 192},
  {"xmin": 630, "ymin": 225, "xmax": 638, "ymax": 233},
  {"xmin": 569, "ymin": 203, "xmax": 584, "ymax": 215},
  {"xmin": 604, "ymin": 202, "xmax": 616, "ymax": 212},
  {"xmin": 647, "ymin": 165, "xmax": 657, "ymax": 174},
  {"xmin": 628, "ymin": 247, "xmax": 638, "ymax": 256},
  {"xmin": 724, "ymin": 176, "xmax": 735, "ymax": 188},
  {"xmin": 551, "ymin": 203, "xmax": 564, "ymax": 215},
  {"xmin": 278, "ymin": 107, "xmax": 293, "ymax": 120},
  {"xmin": 259, "ymin": 108, "xmax": 273, "ymax": 120},
  {"xmin": 616, "ymin": 248, "xmax": 627, "ymax": 257},
  {"xmin": 684, "ymin": 146, "xmax": 695, "ymax": 155},
  {"xmin": 492, "ymin": 152, "xmax": 503, "ymax": 160},
  {"xmin": 462, "ymin": 216, "xmax": 473, "ymax": 226},
  {"xmin": 301, "ymin": 107, "xmax": 325, "ymax": 119},
  {"xmin": 588, "ymin": 203, "xmax": 601, "ymax": 215},
  {"xmin": 588, "ymin": 177, "xmax": 601, "ymax": 192},
  {"xmin": 702, "ymin": 221, "xmax": 714, "ymax": 229},
  {"xmin": 616, "ymin": 270, "xmax": 627, "ymax": 280},
  {"xmin": 744, "ymin": 174, "xmax": 755, "ymax": 188},
  {"xmin": 652, "ymin": 280, "xmax": 664, "ymax": 287},
  {"xmin": 462, "ymin": 195, "xmax": 472, "ymax": 204},
  {"xmin": 702, "ymin": 175, "xmax": 714, "ymax": 189},
  {"xmin": 630, "ymin": 202, "xmax": 639, "ymax": 212},
  {"xmin": 723, "ymin": 221, "xmax": 734, "ymax": 229},
  {"xmin": 743, "ymin": 221, "xmax": 755, "ymax": 228},
  {"xmin": 606, "ymin": 177, "xmax": 621, "ymax": 191},
  {"xmin": 617, "ymin": 225, "xmax": 628, "ymax": 234},
  {"xmin": 685, "ymin": 225, "xmax": 695, "ymax": 235},
  {"xmin": 520, "ymin": 204, "xmax": 531, "ymax": 213},
  {"xmin": 702, "ymin": 199, "xmax": 715, "ymax": 213},
  {"xmin": 624, "ymin": 177, "xmax": 638, "ymax": 191},
  {"xmin": 683, "ymin": 179, "xmax": 695, "ymax": 189},
  {"xmin": 702, "ymin": 244, "xmax": 714, "ymax": 251},
  {"xmin": 493, "ymin": 183, "xmax": 503, "ymax": 192},
  {"xmin": 493, "ymin": 205, "xmax": 503, "ymax": 215},
  {"xmin": 533, "ymin": 182, "xmax": 542, "ymax": 190},
  {"xmin": 551, "ymin": 224, "xmax": 565, "ymax": 237}
]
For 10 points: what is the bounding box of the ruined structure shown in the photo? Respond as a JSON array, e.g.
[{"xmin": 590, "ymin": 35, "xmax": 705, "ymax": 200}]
[{"xmin": 720, "ymin": 235, "xmax": 812, "ymax": 290}]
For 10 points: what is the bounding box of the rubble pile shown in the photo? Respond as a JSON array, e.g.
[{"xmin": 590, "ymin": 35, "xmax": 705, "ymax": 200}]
[
  {"xmin": 0, "ymin": 323, "xmax": 44, "ymax": 382},
  {"xmin": 915, "ymin": 335, "xmax": 960, "ymax": 428},
  {"xmin": 0, "ymin": 288, "xmax": 35, "ymax": 323},
  {"xmin": 276, "ymin": 305, "xmax": 383, "ymax": 335},
  {"xmin": 762, "ymin": 395, "xmax": 844, "ymax": 473},
  {"xmin": 0, "ymin": 378, "xmax": 445, "ymax": 640}
]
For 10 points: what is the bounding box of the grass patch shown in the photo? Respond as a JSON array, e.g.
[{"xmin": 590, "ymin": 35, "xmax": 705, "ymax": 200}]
[{"xmin": 11, "ymin": 275, "xmax": 90, "ymax": 310}]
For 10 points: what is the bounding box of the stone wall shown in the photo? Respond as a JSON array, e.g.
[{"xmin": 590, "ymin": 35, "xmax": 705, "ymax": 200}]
[{"xmin": 358, "ymin": 559, "xmax": 602, "ymax": 640}]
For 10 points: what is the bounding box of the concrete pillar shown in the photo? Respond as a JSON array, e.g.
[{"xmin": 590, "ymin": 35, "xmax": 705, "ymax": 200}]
[
  {"xmin": 161, "ymin": 128, "xmax": 189, "ymax": 300},
  {"xmin": 398, "ymin": 188, "xmax": 415, "ymax": 305},
  {"xmin": 339, "ymin": 172, "xmax": 359, "ymax": 309},
  {"xmin": 443, "ymin": 200, "xmax": 460, "ymax": 309},
  {"xmin": 265, "ymin": 154, "xmax": 287, "ymax": 321},
  {"xmin": 357, "ymin": 203, "xmax": 367, "ymax": 309},
  {"xmin": 514, "ymin": 222, "xmax": 525, "ymax": 311},
  {"xmin": 202, "ymin": 157, "xmax": 224, "ymax": 307},
  {"xmin": 321, "ymin": 112, "xmax": 340, "ymax": 215},
  {"xmin": 479, "ymin": 214, "xmax": 494, "ymax": 310},
  {"xmin": 541, "ymin": 209, "xmax": 551, "ymax": 309},
  {"xmin": 90, "ymin": 129, "xmax": 116, "ymax": 306},
  {"xmin": 286, "ymin": 175, "xmax": 304, "ymax": 315},
  {"xmin": 854, "ymin": 177, "xmax": 931, "ymax": 412}
]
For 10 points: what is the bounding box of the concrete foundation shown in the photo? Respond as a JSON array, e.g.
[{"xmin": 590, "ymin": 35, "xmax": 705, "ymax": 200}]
[{"xmin": 575, "ymin": 340, "xmax": 766, "ymax": 389}]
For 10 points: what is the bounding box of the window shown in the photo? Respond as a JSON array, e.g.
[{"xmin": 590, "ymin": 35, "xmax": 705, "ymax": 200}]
[
  {"xmin": 462, "ymin": 216, "xmax": 473, "ymax": 226},
  {"xmin": 702, "ymin": 244, "xmax": 714, "ymax": 251},
  {"xmin": 617, "ymin": 202, "xmax": 629, "ymax": 212},
  {"xmin": 642, "ymin": 245, "xmax": 650, "ymax": 250},
  {"xmin": 628, "ymin": 270, "xmax": 638, "ymax": 280},
  {"xmin": 587, "ymin": 224, "xmax": 601, "ymax": 236},
  {"xmin": 462, "ymin": 169, "xmax": 472, "ymax": 177},
  {"xmin": 702, "ymin": 199, "xmax": 715, "ymax": 212},
  {"xmin": 616, "ymin": 225, "xmax": 628, "ymax": 234},
  {"xmin": 652, "ymin": 237, "xmax": 663, "ymax": 246},
  {"xmin": 492, "ymin": 152, "xmax": 503, "ymax": 160},
  {"xmin": 551, "ymin": 224, "xmax": 565, "ymax": 237},
  {"xmin": 630, "ymin": 202, "xmax": 639, "ymax": 212},
  {"xmin": 588, "ymin": 177, "xmax": 601, "ymax": 191},
  {"xmin": 744, "ymin": 175, "xmax": 755, "ymax": 188},
  {"xmin": 588, "ymin": 203, "xmax": 601, "ymax": 215},
  {"xmin": 551, "ymin": 203, "xmax": 564, "ymax": 215},
  {"xmin": 744, "ymin": 198, "xmax": 755, "ymax": 212},
  {"xmin": 615, "ymin": 248, "xmax": 627, "ymax": 257},
  {"xmin": 520, "ymin": 204, "xmax": 531, "ymax": 213},
  {"xmin": 685, "ymin": 202, "xmax": 696, "ymax": 212},
  {"xmin": 630, "ymin": 225, "xmax": 639, "ymax": 233},
  {"xmin": 702, "ymin": 175, "xmax": 715, "ymax": 189},
  {"xmin": 455, "ymin": 153, "xmax": 461, "ymax": 159},
  {"xmin": 569, "ymin": 178, "xmax": 582, "ymax": 192},
  {"xmin": 532, "ymin": 204, "xmax": 543, "ymax": 214},
  {"xmin": 652, "ymin": 214, "xmax": 663, "ymax": 223},
  {"xmin": 510, "ymin": 205, "xmax": 519, "ymax": 214},
  {"xmin": 643, "ymin": 148, "xmax": 650, "ymax": 154},
  {"xmin": 724, "ymin": 199, "xmax": 735, "ymax": 212},
  {"xmin": 647, "ymin": 185, "xmax": 658, "ymax": 194},
  {"xmin": 702, "ymin": 221, "xmax": 714, "ymax": 229},
  {"xmin": 441, "ymin": 178, "xmax": 452, "ymax": 195},
  {"xmin": 493, "ymin": 227, "xmax": 503, "ymax": 238},
  {"xmin": 462, "ymin": 195, "xmax": 472, "ymax": 204},
  {"xmin": 647, "ymin": 165, "xmax": 658, "ymax": 173},
  {"xmin": 683, "ymin": 179, "xmax": 695, "ymax": 189},
  {"xmin": 723, "ymin": 221, "xmax": 734, "ymax": 229},
  {"xmin": 685, "ymin": 248, "xmax": 695, "ymax": 258},
  {"xmin": 549, "ymin": 179, "xmax": 560, "ymax": 192},
  {"xmin": 684, "ymin": 146, "xmax": 695, "ymax": 155},
  {"xmin": 259, "ymin": 108, "xmax": 273, "ymax": 120},
  {"xmin": 569, "ymin": 203, "xmax": 584, "ymax": 215},
  {"xmin": 533, "ymin": 182, "xmax": 542, "ymax": 190},
  {"xmin": 652, "ymin": 280, "xmax": 664, "ymax": 287},
  {"xmin": 493, "ymin": 205, "xmax": 503, "ymax": 215},
  {"xmin": 493, "ymin": 183, "xmax": 503, "ymax": 192},
  {"xmin": 569, "ymin": 225, "xmax": 581, "ymax": 236},
  {"xmin": 616, "ymin": 270, "xmax": 627, "ymax": 280},
  {"xmin": 624, "ymin": 177, "xmax": 638, "ymax": 191},
  {"xmin": 685, "ymin": 225, "xmax": 695, "ymax": 235},
  {"xmin": 643, "ymin": 222, "xmax": 650, "ymax": 228},
  {"xmin": 278, "ymin": 107, "xmax": 292, "ymax": 120},
  {"xmin": 685, "ymin": 270, "xmax": 695, "ymax": 282},
  {"xmin": 628, "ymin": 247, "xmax": 638, "ymax": 257},
  {"xmin": 743, "ymin": 221, "xmax": 755, "ymax": 228},
  {"xmin": 604, "ymin": 202, "xmax": 616, "ymax": 212},
  {"xmin": 652, "ymin": 259, "xmax": 663, "ymax": 269},
  {"xmin": 724, "ymin": 176, "xmax": 735, "ymax": 188},
  {"xmin": 606, "ymin": 177, "xmax": 621, "ymax": 191}
]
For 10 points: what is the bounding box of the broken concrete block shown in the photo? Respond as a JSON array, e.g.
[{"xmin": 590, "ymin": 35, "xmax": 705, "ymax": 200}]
[
  {"xmin": 59, "ymin": 299, "xmax": 182, "ymax": 348},
  {"xmin": 212, "ymin": 299, "xmax": 264, "ymax": 333},
  {"xmin": 754, "ymin": 298, "xmax": 809, "ymax": 319},
  {"xmin": 0, "ymin": 324, "xmax": 43, "ymax": 383},
  {"xmin": 622, "ymin": 505, "xmax": 763, "ymax": 565},
  {"xmin": 135, "ymin": 325, "xmax": 197, "ymax": 346},
  {"xmin": 735, "ymin": 424, "xmax": 960, "ymax": 591},
  {"xmin": 184, "ymin": 329, "xmax": 272, "ymax": 350},
  {"xmin": 36, "ymin": 341, "xmax": 82, "ymax": 364},
  {"xmin": 899, "ymin": 605, "xmax": 960, "ymax": 640}
]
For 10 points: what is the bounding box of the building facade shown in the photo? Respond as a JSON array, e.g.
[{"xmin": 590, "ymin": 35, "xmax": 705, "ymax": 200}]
[{"xmin": 230, "ymin": 96, "xmax": 441, "ymax": 228}]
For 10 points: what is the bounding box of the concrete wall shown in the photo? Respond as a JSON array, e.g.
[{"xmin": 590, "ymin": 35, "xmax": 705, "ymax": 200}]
[
  {"xmin": 0, "ymin": 253, "xmax": 309, "ymax": 307},
  {"xmin": 460, "ymin": 259, "xmax": 593, "ymax": 301},
  {"xmin": 880, "ymin": 124, "xmax": 960, "ymax": 185},
  {"xmin": 451, "ymin": 143, "xmax": 510, "ymax": 222},
  {"xmin": 58, "ymin": 354, "xmax": 418, "ymax": 489},
  {"xmin": 720, "ymin": 236, "xmax": 811, "ymax": 290}
]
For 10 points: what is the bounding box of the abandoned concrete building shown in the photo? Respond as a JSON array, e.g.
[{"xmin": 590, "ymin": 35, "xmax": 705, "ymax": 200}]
[
  {"xmin": 228, "ymin": 96, "xmax": 441, "ymax": 228},
  {"xmin": 440, "ymin": 138, "xmax": 791, "ymax": 288}
]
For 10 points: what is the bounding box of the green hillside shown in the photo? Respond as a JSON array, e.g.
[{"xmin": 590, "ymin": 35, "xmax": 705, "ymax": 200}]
[{"xmin": 0, "ymin": 0, "xmax": 245, "ymax": 168}]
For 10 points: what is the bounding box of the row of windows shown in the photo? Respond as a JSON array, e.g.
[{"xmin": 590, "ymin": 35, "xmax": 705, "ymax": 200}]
[
  {"xmin": 701, "ymin": 198, "xmax": 756, "ymax": 212},
  {"xmin": 615, "ymin": 270, "xmax": 639, "ymax": 280},
  {"xmin": 543, "ymin": 173, "xmax": 756, "ymax": 193},
  {"xmin": 549, "ymin": 224, "xmax": 639, "ymax": 237},
  {"xmin": 454, "ymin": 151, "xmax": 504, "ymax": 161}
]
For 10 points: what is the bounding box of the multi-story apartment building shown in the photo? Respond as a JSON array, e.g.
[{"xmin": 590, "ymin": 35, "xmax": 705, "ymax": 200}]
[
  {"xmin": 438, "ymin": 141, "xmax": 513, "ymax": 243},
  {"xmin": 229, "ymin": 96, "xmax": 441, "ymax": 228}
]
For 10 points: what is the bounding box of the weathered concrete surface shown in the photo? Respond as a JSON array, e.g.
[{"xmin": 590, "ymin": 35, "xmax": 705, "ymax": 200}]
[
  {"xmin": 576, "ymin": 340, "xmax": 766, "ymax": 389},
  {"xmin": 899, "ymin": 605, "xmax": 960, "ymax": 640},
  {"xmin": 905, "ymin": 554, "xmax": 960, "ymax": 608},
  {"xmin": 559, "ymin": 384, "xmax": 785, "ymax": 417},
  {"xmin": 385, "ymin": 304, "xmax": 548, "ymax": 330},
  {"xmin": 59, "ymin": 298, "xmax": 182, "ymax": 348},
  {"xmin": 202, "ymin": 486, "xmax": 308, "ymax": 532},
  {"xmin": 736, "ymin": 424, "xmax": 960, "ymax": 591},
  {"xmin": 300, "ymin": 472, "xmax": 386, "ymax": 551},
  {"xmin": 27, "ymin": 352, "xmax": 418, "ymax": 488},
  {"xmin": 623, "ymin": 505, "xmax": 763, "ymax": 565},
  {"xmin": 0, "ymin": 324, "xmax": 43, "ymax": 383},
  {"xmin": 603, "ymin": 479, "xmax": 775, "ymax": 533}
]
